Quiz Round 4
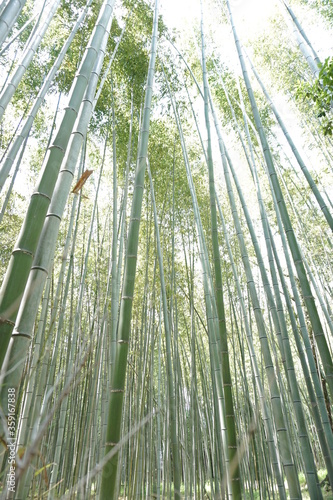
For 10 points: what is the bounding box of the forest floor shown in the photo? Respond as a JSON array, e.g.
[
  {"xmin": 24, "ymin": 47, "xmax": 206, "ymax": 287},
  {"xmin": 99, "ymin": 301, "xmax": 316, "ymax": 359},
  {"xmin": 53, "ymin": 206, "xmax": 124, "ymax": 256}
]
[{"xmin": 117, "ymin": 469, "xmax": 333, "ymax": 498}]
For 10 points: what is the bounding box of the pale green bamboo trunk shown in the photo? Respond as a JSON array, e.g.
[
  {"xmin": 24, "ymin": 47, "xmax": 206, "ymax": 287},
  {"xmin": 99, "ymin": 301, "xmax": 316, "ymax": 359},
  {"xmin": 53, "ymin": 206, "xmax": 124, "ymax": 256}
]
[
  {"xmin": 164, "ymin": 67, "xmax": 232, "ymax": 497},
  {"xmin": 232, "ymin": 74, "xmax": 322, "ymax": 497},
  {"xmin": 0, "ymin": 0, "xmax": 92, "ymax": 192},
  {"xmin": 47, "ymin": 132, "xmax": 110, "ymax": 497},
  {"xmin": 245, "ymin": 51, "xmax": 333, "ymax": 231},
  {"xmin": 215, "ymin": 194, "xmax": 287, "ymax": 499},
  {"xmin": 279, "ymin": 0, "xmax": 320, "ymax": 76},
  {"xmin": 0, "ymin": 0, "xmax": 116, "ymax": 370},
  {"xmin": 0, "ymin": 0, "xmax": 27, "ymax": 48},
  {"xmin": 110, "ymin": 88, "xmax": 118, "ymax": 368},
  {"xmin": 0, "ymin": 0, "xmax": 61, "ymax": 122},
  {"xmin": 100, "ymin": 2, "xmax": 159, "ymax": 497},
  {"xmin": 0, "ymin": 15, "xmax": 113, "ymax": 409},
  {"xmin": 225, "ymin": 0, "xmax": 333, "ymax": 404},
  {"xmin": 223, "ymin": 141, "xmax": 301, "ymax": 499},
  {"xmin": 200, "ymin": 6, "xmax": 241, "ymax": 497},
  {"xmin": 148, "ymin": 162, "xmax": 181, "ymax": 498},
  {"xmin": 0, "ymin": 11, "xmax": 38, "ymax": 57}
]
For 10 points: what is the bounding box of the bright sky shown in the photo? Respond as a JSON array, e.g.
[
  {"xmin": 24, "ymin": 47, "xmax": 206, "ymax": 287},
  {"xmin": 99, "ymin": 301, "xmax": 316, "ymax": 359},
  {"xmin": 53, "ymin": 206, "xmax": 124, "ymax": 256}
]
[
  {"xmin": 160, "ymin": 0, "xmax": 277, "ymax": 37},
  {"xmin": 160, "ymin": 0, "xmax": 332, "ymax": 58},
  {"xmin": 159, "ymin": 0, "xmax": 333, "ymax": 213},
  {"xmin": 159, "ymin": 0, "xmax": 281, "ymax": 78}
]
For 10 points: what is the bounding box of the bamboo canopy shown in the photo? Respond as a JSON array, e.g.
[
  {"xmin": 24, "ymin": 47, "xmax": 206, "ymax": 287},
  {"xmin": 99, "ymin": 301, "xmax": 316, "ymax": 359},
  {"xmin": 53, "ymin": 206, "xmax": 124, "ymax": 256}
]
[{"xmin": 0, "ymin": 0, "xmax": 332, "ymax": 498}]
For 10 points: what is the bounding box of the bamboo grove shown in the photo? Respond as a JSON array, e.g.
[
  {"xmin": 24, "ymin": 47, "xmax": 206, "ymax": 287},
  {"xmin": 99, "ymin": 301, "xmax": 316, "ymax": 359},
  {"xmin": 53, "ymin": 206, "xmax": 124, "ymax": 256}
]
[{"xmin": 0, "ymin": 0, "xmax": 332, "ymax": 497}]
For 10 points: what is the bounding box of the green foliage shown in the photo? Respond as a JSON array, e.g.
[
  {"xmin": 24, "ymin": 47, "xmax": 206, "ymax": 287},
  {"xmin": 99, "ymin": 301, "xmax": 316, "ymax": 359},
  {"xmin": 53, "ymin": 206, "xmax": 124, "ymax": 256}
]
[
  {"xmin": 49, "ymin": 3, "xmax": 102, "ymax": 94},
  {"xmin": 251, "ymin": 16, "xmax": 311, "ymax": 96},
  {"xmin": 294, "ymin": 0, "xmax": 333, "ymax": 26},
  {"xmin": 297, "ymin": 56, "xmax": 333, "ymax": 135},
  {"xmin": 207, "ymin": 61, "xmax": 274, "ymax": 144},
  {"xmin": 93, "ymin": 0, "xmax": 169, "ymax": 121},
  {"xmin": 9, "ymin": 0, "xmax": 34, "ymax": 48},
  {"xmin": 0, "ymin": 1, "xmax": 333, "ymax": 498},
  {"xmin": 11, "ymin": 55, "xmax": 49, "ymax": 107},
  {"xmin": 0, "ymin": 196, "xmax": 24, "ymax": 275}
]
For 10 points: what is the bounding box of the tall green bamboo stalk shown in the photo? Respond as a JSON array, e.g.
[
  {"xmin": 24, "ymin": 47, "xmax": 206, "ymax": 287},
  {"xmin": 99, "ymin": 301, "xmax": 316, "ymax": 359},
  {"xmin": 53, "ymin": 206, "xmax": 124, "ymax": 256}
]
[
  {"xmin": 100, "ymin": 2, "xmax": 159, "ymax": 497},
  {"xmin": 0, "ymin": 0, "xmax": 92, "ymax": 192},
  {"xmin": 279, "ymin": 0, "xmax": 320, "ymax": 76},
  {"xmin": 0, "ymin": 14, "xmax": 113, "ymax": 409},
  {"xmin": 147, "ymin": 161, "xmax": 181, "ymax": 499},
  {"xmin": 0, "ymin": 0, "xmax": 27, "ymax": 48},
  {"xmin": 207, "ymin": 68, "xmax": 301, "ymax": 495},
  {"xmin": 215, "ymin": 194, "xmax": 287, "ymax": 499},
  {"xmin": 110, "ymin": 82, "xmax": 118, "ymax": 368},
  {"xmin": 0, "ymin": 0, "xmax": 116, "ymax": 369},
  {"xmin": 163, "ymin": 64, "xmax": 231, "ymax": 496},
  {"xmin": 225, "ymin": 0, "xmax": 333, "ymax": 403},
  {"xmin": 245, "ymin": 50, "xmax": 333, "ymax": 231},
  {"xmin": 233, "ymin": 73, "xmax": 322, "ymax": 497},
  {"xmin": 0, "ymin": 0, "xmax": 61, "ymax": 122},
  {"xmin": 200, "ymin": 5, "xmax": 241, "ymax": 497},
  {"xmin": 0, "ymin": 10, "xmax": 38, "ymax": 57}
]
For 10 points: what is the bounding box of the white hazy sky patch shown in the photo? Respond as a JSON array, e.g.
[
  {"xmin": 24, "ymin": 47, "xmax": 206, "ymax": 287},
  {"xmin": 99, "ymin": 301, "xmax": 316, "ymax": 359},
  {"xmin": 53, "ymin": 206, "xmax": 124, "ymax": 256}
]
[
  {"xmin": 159, "ymin": 0, "xmax": 333, "ymax": 217},
  {"xmin": 159, "ymin": 0, "xmax": 281, "ymax": 77},
  {"xmin": 160, "ymin": 0, "xmax": 200, "ymax": 32},
  {"xmin": 161, "ymin": 0, "xmax": 278, "ymax": 37},
  {"xmin": 160, "ymin": 0, "xmax": 332, "ymax": 59}
]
